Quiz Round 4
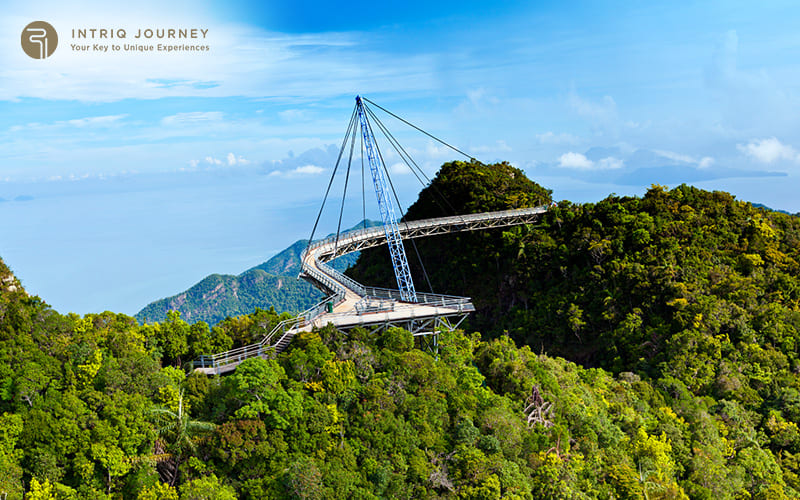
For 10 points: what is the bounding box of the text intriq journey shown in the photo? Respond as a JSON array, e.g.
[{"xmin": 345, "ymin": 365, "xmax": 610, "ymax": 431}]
[
  {"xmin": 69, "ymin": 27, "xmax": 211, "ymax": 54},
  {"xmin": 72, "ymin": 28, "xmax": 209, "ymax": 39}
]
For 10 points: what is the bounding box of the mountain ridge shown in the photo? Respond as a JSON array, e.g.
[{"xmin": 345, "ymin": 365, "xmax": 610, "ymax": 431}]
[{"xmin": 135, "ymin": 220, "xmax": 379, "ymax": 325}]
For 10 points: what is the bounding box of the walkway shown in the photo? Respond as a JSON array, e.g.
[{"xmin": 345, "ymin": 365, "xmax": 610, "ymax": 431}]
[{"xmin": 193, "ymin": 205, "xmax": 546, "ymax": 375}]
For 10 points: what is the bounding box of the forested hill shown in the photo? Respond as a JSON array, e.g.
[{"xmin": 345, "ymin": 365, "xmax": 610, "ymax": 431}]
[
  {"xmin": 3, "ymin": 160, "xmax": 800, "ymax": 498},
  {"xmin": 348, "ymin": 158, "xmax": 554, "ymax": 323},
  {"xmin": 2, "ymin": 250, "xmax": 800, "ymax": 498},
  {"xmin": 348, "ymin": 159, "xmax": 800, "ymax": 374},
  {"xmin": 346, "ymin": 159, "xmax": 800, "ymax": 495},
  {"xmin": 136, "ymin": 222, "xmax": 378, "ymax": 325},
  {"xmin": 0, "ymin": 258, "xmax": 24, "ymax": 296}
]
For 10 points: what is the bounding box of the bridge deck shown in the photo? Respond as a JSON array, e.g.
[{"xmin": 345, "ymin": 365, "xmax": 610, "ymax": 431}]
[{"xmin": 193, "ymin": 205, "xmax": 546, "ymax": 375}]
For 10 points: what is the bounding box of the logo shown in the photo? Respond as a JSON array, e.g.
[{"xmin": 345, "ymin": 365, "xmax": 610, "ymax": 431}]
[{"xmin": 21, "ymin": 21, "xmax": 58, "ymax": 59}]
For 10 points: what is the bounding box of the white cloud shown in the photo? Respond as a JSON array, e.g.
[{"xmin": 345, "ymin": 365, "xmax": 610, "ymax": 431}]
[
  {"xmin": 390, "ymin": 162, "xmax": 412, "ymax": 175},
  {"xmin": 597, "ymin": 157, "xmax": 624, "ymax": 169},
  {"xmin": 65, "ymin": 114, "xmax": 128, "ymax": 128},
  {"xmin": 453, "ymin": 88, "xmax": 503, "ymax": 116},
  {"xmin": 568, "ymin": 91, "xmax": 617, "ymax": 121},
  {"xmin": 653, "ymin": 150, "xmax": 716, "ymax": 169},
  {"xmin": 268, "ymin": 164, "xmax": 325, "ymax": 177},
  {"xmin": 162, "ymin": 112, "xmax": 224, "ymax": 126},
  {"xmin": 198, "ymin": 153, "xmax": 251, "ymax": 167},
  {"xmin": 536, "ymin": 131, "xmax": 579, "ymax": 145},
  {"xmin": 8, "ymin": 114, "xmax": 127, "ymax": 132},
  {"xmin": 425, "ymin": 142, "xmax": 453, "ymax": 158},
  {"xmin": 559, "ymin": 152, "xmax": 623, "ymax": 170},
  {"xmin": 705, "ymin": 30, "xmax": 800, "ymax": 136},
  {"xmin": 0, "ymin": 8, "xmax": 439, "ymax": 103},
  {"xmin": 279, "ymin": 109, "xmax": 309, "ymax": 122},
  {"xmin": 737, "ymin": 137, "xmax": 799, "ymax": 163},
  {"xmin": 227, "ymin": 152, "xmax": 250, "ymax": 166},
  {"xmin": 467, "ymin": 88, "xmax": 500, "ymax": 108},
  {"xmin": 698, "ymin": 157, "xmax": 715, "ymax": 169},
  {"xmin": 294, "ymin": 165, "xmax": 324, "ymax": 175},
  {"xmin": 558, "ymin": 152, "xmax": 593, "ymax": 169},
  {"xmin": 653, "ymin": 149, "xmax": 695, "ymax": 164}
]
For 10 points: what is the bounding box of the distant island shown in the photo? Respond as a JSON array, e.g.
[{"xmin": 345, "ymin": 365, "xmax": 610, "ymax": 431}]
[{"xmin": 136, "ymin": 221, "xmax": 380, "ymax": 325}]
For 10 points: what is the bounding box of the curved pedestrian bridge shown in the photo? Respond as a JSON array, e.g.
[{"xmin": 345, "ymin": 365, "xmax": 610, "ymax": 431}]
[{"xmin": 194, "ymin": 205, "xmax": 547, "ymax": 375}]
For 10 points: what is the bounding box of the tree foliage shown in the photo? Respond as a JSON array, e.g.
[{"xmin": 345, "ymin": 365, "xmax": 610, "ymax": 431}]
[{"xmin": 2, "ymin": 161, "xmax": 800, "ymax": 498}]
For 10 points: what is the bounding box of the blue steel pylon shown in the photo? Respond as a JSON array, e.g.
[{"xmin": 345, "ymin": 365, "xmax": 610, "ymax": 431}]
[{"xmin": 355, "ymin": 96, "xmax": 418, "ymax": 302}]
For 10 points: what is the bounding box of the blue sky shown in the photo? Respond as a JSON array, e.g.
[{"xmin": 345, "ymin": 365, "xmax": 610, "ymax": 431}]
[{"xmin": 1, "ymin": 0, "xmax": 799, "ymax": 315}]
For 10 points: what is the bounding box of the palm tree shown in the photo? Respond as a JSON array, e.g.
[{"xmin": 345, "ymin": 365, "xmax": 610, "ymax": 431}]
[{"xmin": 152, "ymin": 390, "xmax": 215, "ymax": 486}]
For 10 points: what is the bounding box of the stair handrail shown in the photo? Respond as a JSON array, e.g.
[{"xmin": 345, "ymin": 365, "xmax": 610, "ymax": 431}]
[{"xmin": 192, "ymin": 292, "xmax": 344, "ymax": 370}]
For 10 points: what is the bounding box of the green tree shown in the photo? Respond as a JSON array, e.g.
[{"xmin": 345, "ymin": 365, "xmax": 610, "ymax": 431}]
[
  {"xmin": 155, "ymin": 311, "xmax": 190, "ymax": 366},
  {"xmin": 91, "ymin": 442, "xmax": 132, "ymax": 495},
  {"xmin": 285, "ymin": 456, "xmax": 323, "ymax": 500},
  {"xmin": 179, "ymin": 474, "xmax": 237, "ymax": 500},
  {"xmin": 0, "ymin": 412, "xmax": 24, "ymax": 498},
  {"xmin": 137, "ymin": 481, "xmax": 179, "ymax": 500},
  {"xmin": 225, "ymin": 357, "xmax": 304, "ymax": 428},
  {"xmin": 152, "ymin": 390, "xmax": 215, "ymax": 486}
]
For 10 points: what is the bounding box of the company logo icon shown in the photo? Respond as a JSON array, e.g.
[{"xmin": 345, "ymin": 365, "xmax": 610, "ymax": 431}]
[{"xmin": 21, "ymin": 21, "xmax": 58, "ymax": 59}]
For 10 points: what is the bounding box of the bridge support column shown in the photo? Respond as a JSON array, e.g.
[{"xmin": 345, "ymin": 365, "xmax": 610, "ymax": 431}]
[{"xmin": 417, "ymin": 331, "xmax": 439, "ymax": 356}]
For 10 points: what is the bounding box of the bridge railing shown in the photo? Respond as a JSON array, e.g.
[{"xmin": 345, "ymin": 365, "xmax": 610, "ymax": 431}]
[
  {"xmin": 192, "ymin": 318, "xmax": 301, "ymax": 371},
  {"xmin": 305, "ymin": 205, "xmax": 548, "ymax": 261},
  {"xmin": 354, "ymin": 297, "xmax": 395, "ymax": 315},
  {"xmin": 310, "ymin": 225, "xmax": 385, "ymax": 256},
  {"xmin": 193, "ymin": 343, "xmax": 270, "ymax": 371},
  {"xmin": 315, "ymin": 259, "xmax": 366, "ymax": 295},
  {"xmin": 193, "ymin": 292, "xmax": 344, "ymax": 371},
  {"xmin": 306, "ymin": 297, "xmax": 476, "ymax": 326},
  {"xmin": 300, "ymin": 206, "xmax": 549, "ymax": 298},
  {"xmin": 361, "ymin": 286, "xmax": 472, "ymax": 308},
  {"xmin": 195, "ymin": 206, "xmax": 545, "ymax": 373},
  {"xmin": 304, "ymin": 240, "xmax": 474, "ymax": 309},
  {"xmin": 311, "ymin": 256, "xmax": 472, "ymax": 309},
  {"xmin": 299, "ymin": 246, "xmax": 367, "ymax": 297}
]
